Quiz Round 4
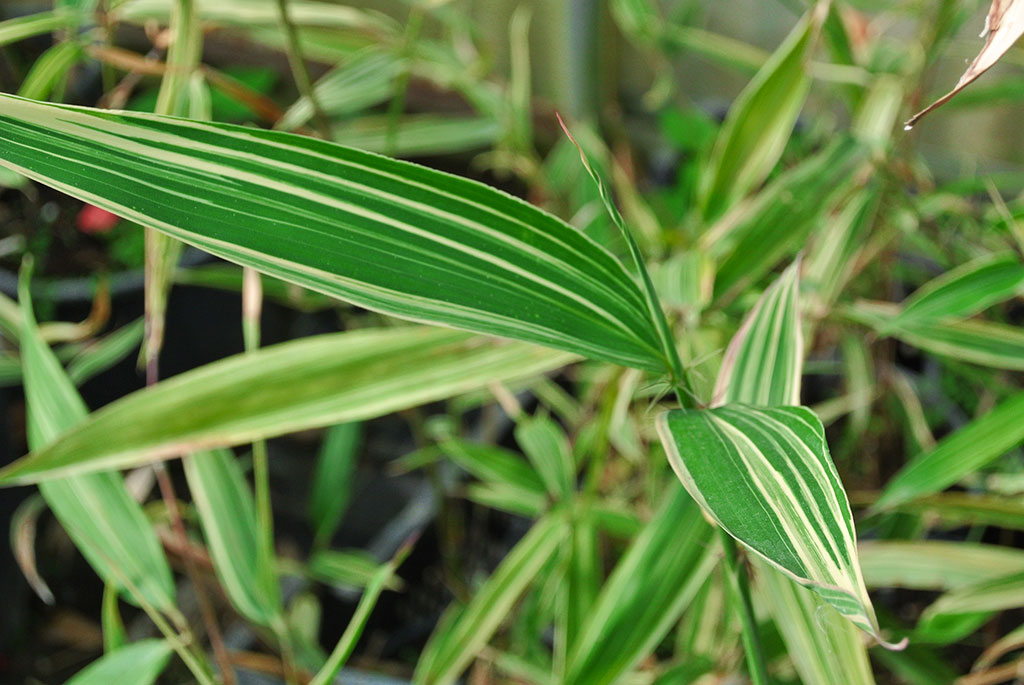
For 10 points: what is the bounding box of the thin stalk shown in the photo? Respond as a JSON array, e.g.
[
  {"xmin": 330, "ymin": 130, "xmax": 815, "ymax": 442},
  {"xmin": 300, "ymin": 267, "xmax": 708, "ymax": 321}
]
[
  {"xmin": 155, "ymin": 467, "xmax": 236, "ymax": 685},
  {"xmin": 242, "ymin": 268, "xmax": 298, "ymax": 685},
  {"xmin": 274, "ymin": 0, "xmax": 332, "ymax": 139},
  {"xmin": 719, "ymin": 529, "xmax": 769, "ymax": 685},
  {"xmin": 384, "ymin": 6, "xmax": 424, "ymax": 157},
  {"xmin": 142, "ymin": 3, "xmax": 235, "ymax": 682}
]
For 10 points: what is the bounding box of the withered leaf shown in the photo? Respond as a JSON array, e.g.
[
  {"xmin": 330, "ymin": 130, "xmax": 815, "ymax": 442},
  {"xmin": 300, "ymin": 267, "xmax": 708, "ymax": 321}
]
[{"xmin": 905, "ymin": 0, "xmax": 1024, "ymax": 129}]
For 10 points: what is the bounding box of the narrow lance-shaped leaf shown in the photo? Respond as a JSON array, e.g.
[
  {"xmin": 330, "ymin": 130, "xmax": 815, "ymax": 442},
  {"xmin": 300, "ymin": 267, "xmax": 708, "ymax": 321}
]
[
  {"xmin": 847, "ymin": 300, "xmax": 1024, "ymax": 371},
  {"xmin": 875, "ymin": 392, "xmax": 1024, "ymax": 511},
  {"xmin": 657, "ymin": 405, "xmax": 902, "ymax": 649},
  {"xmin": 661, "ymin": 262, "xmax": 895, "ymax": 655},
  {"xmin": 883, "ymin": 252, "xmax": 1024, "ymax": 333},
  {"xmin": 309, "ymin": 422, "xmax": 362, "ymax": 548},
  {"xmin": 415, "ymin": 510, "xmax": 569, "ymax": 684},
  {"xmin": 183, "ymin": 448, "xmax": 281, "ymax": 627},
  {"xmin": 18, "ymin": 265, "xmax": 177, "ymax": 613},
  {"xmin": 713, "ymin": 260, "xmax": 802, "ymax": 407},
  {"xmin": 565, "ymin": 487, "xmax": 716, "ymax": 685},
  {"xmin": 698, "ymin": 4, "xmax": 825, "ymax": 220},
  {"xmin": 0, "ymin": 327, "xmax": 575, "ymax": 484},
  {"xmin": 66, "ymin": 639, "xmax": 172, "ymax": 685},
  {"xmin": 905, "ymin": 1, "xmax": 1024, "ymax": 128},
  {"xmin": 0, "ymin": 94, "xmax": 668, "ymax": 374},
  {"xmin": 709, "ymin": 261, "xmax": 877, "ymax": 680}
]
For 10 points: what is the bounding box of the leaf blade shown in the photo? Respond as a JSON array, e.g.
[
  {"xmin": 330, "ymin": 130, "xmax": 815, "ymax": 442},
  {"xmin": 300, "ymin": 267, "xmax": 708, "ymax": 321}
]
[
  {"xmin": 0, "ymin": 94, "xmax": 666, "ymax": 373},
  {"xmin": 1, "ymin": 327, "xmax": 574, "ymax": 484}
]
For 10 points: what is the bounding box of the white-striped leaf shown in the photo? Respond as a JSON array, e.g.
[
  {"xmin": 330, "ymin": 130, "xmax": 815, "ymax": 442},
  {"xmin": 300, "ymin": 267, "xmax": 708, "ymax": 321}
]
[
  {"xmin": 0, "ymin": 94, "xmax": 668, "ymax": 373},
  {"xmin": 183, "ymin": 449, "xmax": 281, "ymax": 627},
  {"xmin": 1, "ymin": 327, "xmax": 574, "ymax": 484},
  {"xmin": 708, "ymin": 261, "xmax": 877, "ymax": 679},
  {"xmin": 657, "ymin": 405, "xmax": 900, "ymax": 649},
  {"xmin": 713, "ymin": 260, "xmax": 802, "ymax": 407},
  {"xmin": 18, "ymin": 269, "xmax": 177, "ymax": 613},
  {"xmin": 884, "ymin": 252, "xmax": 1024, "ymax": 333}
]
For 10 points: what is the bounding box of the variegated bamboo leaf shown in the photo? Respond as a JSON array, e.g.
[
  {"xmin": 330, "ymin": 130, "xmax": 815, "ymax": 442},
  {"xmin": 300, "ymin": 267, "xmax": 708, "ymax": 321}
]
[
  {"xmin": 657, "ymin": 405, "xmax": 902, "ymax": 649},
  {"xmin": 708, "ymin": 261, "xmax": 877, "ymax": 680},
  {"xmin": 183, "ymin": 449, "xmax": 281, "ymax": 627},
  {"xmin": 18, "ymin": 266, "xmax": 177, "ymax": 613},
  {"xmin": 0, "ymin": 94, "xmax": 668, "ymax": 373},
  {"xmin": 713, "ymin": 260, "xmax": 802, "ymax": 407},
  {"xmin": 1, "ymin": 327, "xmax": 574, "ymax": 484}
]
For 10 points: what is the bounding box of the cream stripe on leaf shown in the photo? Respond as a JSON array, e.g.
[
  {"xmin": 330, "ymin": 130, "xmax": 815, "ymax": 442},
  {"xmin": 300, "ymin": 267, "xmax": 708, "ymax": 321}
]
[
  {"xmin": 656, "ymin": 405, "xmax": 899, "ymax": 648},
  {"xmin": 0, "ymin": 94, "xmax": 667, "ymax": 373},
  {"xmin": 659, "ymin": 261, "xmax": 900, "ymax": 656}
]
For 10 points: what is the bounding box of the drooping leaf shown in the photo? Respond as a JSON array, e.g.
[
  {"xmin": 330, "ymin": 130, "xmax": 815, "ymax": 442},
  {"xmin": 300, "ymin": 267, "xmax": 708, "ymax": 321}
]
[
  {"xmin": 0, "ymin": 327, "xmax": 575, "ymax": 484},
  {"xmin": 905, "ymin": 1, "xmax": 1024, "ymax": 128},
  {"xmin": 0, "ymin": 94, "xmax": 668, "ymax": 373},
  {"xmin": 183, "ymin": 448, "xmax": 281, "ymax": 627},
  {"xmin": 65, "ymin": 639, "xmax": 172, "ymax": 685},
  {"xmin": 657, "ymin": 404, "xmax": 900, "ymax": 649},
  {"xmin": 18, "ymin": 267, "xmax": 176, "ymax": 613}
]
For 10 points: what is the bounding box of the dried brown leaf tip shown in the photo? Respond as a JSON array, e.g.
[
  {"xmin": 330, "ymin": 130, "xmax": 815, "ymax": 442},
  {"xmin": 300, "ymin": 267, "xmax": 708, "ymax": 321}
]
[{"xmin": 905, "ymin": 0, "xmax": 1024, "ymax": 130}]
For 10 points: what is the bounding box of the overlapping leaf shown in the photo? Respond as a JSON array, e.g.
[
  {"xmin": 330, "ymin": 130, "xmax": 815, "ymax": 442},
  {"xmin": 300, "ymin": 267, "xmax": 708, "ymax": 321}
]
[
  {"xmin": 659, "ymin": 261, "xmax": 893, "ymax": 659},
  {"xmin": 658, "ymin": 404, "xmax": 894, "ymax": 647},
  {"xmin": 0, "ymin": 327, "xmax": 574, "ymax": 484},
  {"xmin": 0, "ymin": 94, "xmax": 668, "ymax": 373},
  {"xmin": 18, "ymin": 270, "xmax": 176, "ymax": 613},
  {"xmin": 183, "ymin": 449, "xmax": 281, "ymax": 627}
]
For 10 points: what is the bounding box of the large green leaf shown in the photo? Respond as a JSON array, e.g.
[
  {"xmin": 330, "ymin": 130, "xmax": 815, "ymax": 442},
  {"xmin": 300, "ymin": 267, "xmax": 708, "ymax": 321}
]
[
  {"xmin": 657, "ymin": 404, "xmax": 896, "ymax": 648},
  {"xmin": 18, "ymin": 270, "xmax": 176, "ymax": 613},
  {"xmin": 0, "ymin": 94, "xmax": 667, "ymax": 373},
  {"xmin": 0, "ymin": 327, "xmax": 575, "ymax": 484}
]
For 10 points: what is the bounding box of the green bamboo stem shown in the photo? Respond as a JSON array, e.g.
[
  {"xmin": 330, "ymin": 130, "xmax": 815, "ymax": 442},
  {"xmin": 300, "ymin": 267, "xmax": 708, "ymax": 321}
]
[
  {"xmin": 275, "ymin": 0, "xmax": 332, "ymax": 139},
  {"xmin": 719, "ymin": 529, "xmax": 770, "ymax": 685}
]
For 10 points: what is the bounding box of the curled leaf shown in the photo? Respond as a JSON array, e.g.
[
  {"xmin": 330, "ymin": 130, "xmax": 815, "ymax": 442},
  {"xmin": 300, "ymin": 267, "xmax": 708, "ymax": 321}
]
[{"xmin": 905, "ymin": 1, "xmax": 1024, "ymax": 129}]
